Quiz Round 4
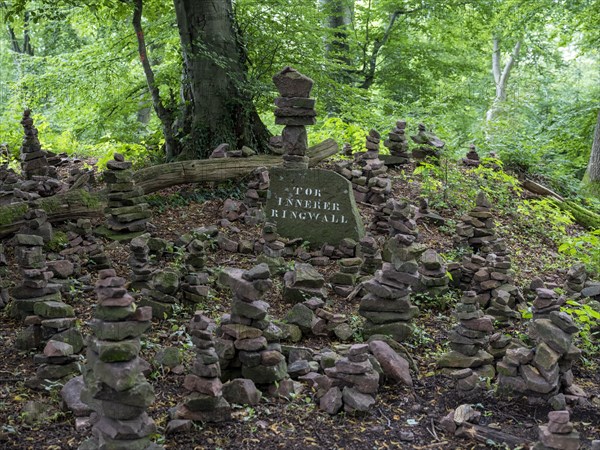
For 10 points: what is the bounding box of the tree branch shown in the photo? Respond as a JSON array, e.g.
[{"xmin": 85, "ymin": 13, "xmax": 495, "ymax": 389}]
[{"xmin": 491, "ymin": 36, "xmax": 500, "ymax": 85}]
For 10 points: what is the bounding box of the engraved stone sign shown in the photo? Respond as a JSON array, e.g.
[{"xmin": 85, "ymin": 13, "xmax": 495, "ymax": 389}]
[{"xmin": 266, "ymin": 168, "xmax": 365, "ymax": 246}]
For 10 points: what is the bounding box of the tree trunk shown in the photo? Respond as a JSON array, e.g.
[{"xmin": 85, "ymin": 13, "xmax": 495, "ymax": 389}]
[
  {"xmin": 320, "ymin": 0, "xmax": 354, "ymax": 67},
  {"xmin": 132, "ymin": 0, "xmax": 180, "ymax": 160},
  {"xmin": 485, "ymin": 37, "xmax": 521, "ymax": 123},
  {"xmin": 173, "ymin": 0, "xmax": 271, "ymax": 159},
  {"xmin": 582, "ymin": 109, "xmax": 600, "ymax": 197}
]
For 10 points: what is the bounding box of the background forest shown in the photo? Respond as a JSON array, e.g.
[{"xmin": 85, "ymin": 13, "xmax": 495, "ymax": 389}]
[{"xmin": 0, "ymin": 0, "xmax": 598, "ymax": 195}]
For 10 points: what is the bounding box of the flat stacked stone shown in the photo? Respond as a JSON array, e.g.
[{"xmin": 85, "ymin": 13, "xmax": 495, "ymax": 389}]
[
  {"xmin": 462, "ymin": 144, "xmax": 480, "ymax": 167},
  {"xmin": 217, "ymin": 264, "xmax": 287, "ymax": 387},
  {"xmin": 359, "ymin": 235, "xmax": 382, "ymax": 276},
  {"xmin": 331, "ymin": 257, "xmax": 363, "ymax": 297},
  {"xmin": 129, "ymin": 235, "xmax": 153, "ymax": 291},
  {"xmin": 455, "ymin": 191, "xmax": 495, "ymax": 251},
  {"xmin": 173, "ymin": 313, "xmax": 231, "ymax": 422},
  {"xmin": 410, "ymin": 123, "xmax": 444, "ymax": 163},
  {"xmin": 498, "ymin": 288, "xmax": 581, "ymax": 402},
  {"xmin": 20, "ymin": 109, "xmax": 55, "ymax": 179},
  {"xmin": 262, "ymin": 222, "xmax": 286, "ymax": 257},
  {"xmin": 283, "ymin": 262, "xmax": 326, "ymax": 303},
  {"xmin": 244, "ymin": 166, "xmax": 269, "ymax": 226},
  {"xmin": 29, "ymin": 339, "xmax": 81, "ymax": 390},
  {"xmin": 414, "ymin": 198, "xmax": 445, "ymax": 226},
  {"xmin": 180, "ymin": 273, "xmax": 210, "ymax": 306},
  {"xmin": 285, "ymin": 297, "xmax": 352, "ymax": 341},
  {"xmin": 368, "ymin": 200, "xmax": 393, "ymax": 235},
  {"xmin": 0, "ymin": 167, "xmax": 20, "ymax": 204},
  {"xmin": 383, "ymin": 120, "xmax": 410, "ymax": 165},
  {"xmin": 317, "ymin": 344, "xmax": 379, "ymax": 414},
  {"xmin": 355, "ymin": 130, "xmax": 391, "ymax": 205},
  {"xmin": 19, "ymin": 208, "xmax": 53, "ymax": 243},
  {"xmin": 415, "ymin": 249, "xmax": 449, "ymax": 297},
  {"xmin": 104, "ymin": 153, "xmax": 150, "ymax": 233},
  {"xmin": 533, "ymin": 411, "xmax": 580, "ymax": 450},
  {"xmin": 359, "ymin": 200, "xmax": 421, "ymax": 342},
  {"xmin": 273, "ymin": 67, "xmax": 316, "ymax": 170},
  {"xmin": 61, "ymin": 220, "xmax": 111, "ymax": 270},
  {"xmin": 437, "ymin": 291, "xmax": 495, "ymax": 393},
  {"xmin": 139, "ymin": 269, "xmax": 180, "ymax": 319},
  {"xmin": 80, "ymin": 269, "xmax": 160, "ymax": 450},
  {"xmin": 563, "ymin": 263, "xmax": 586, "ymax": 298}
]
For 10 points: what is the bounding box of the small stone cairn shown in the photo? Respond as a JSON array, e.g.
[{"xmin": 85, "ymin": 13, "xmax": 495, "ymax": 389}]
[
  {"xmin": 533, "ymin": 411, "xmax": 580, "ymax": 450},
  {"xmin": 317, "ymin": 344, "xmax": 380, "ymax": 414},
  {"xmin": 410, "ymin": 123, "xmax": 445, "ymax": 163},
  {"xmin": 331, "ymin": 257, "xmax": 363, "ymax": 297},
  {"xmin": 80, "ymin": 269, "xmax": 160, "ymax": 450},
  {"xmin": 368, "ymin": 199, "xmax": 393, "ymax": 235},
  {"xmin": 462, "ymin": 144, "xmax": 480, "ymax": 167},
  {"xmin": 437, "ymin": 291, "xmax": 495, "ymax": 394},
  {"xmin": 359, "ymin": 235, "xmax": 382, "ymax": 277},
  {"xmin": 563, "ymin": 263, "xmax": 586, "ymax": 298},
  {"xmin": 359, "ymin": 200, "xmax": 421, "ymax": 342},
  {"xmin": 173, "ymin": 312, "xmax": 231, "ymax": 422},
  {"xmin": 180, "ymin": 272, "xmax": 210, "ymax": 307},
  {"xmin": 140, "ymin": 269, "xmax": 180, "ymax": 319},
  {"xmin": 283, "ymin": 262, "xmax": 326, "ymax": 303},
  {"xmin": 104, "ymin": 153, "xmax": 150, "ymax": 234},
  {"xmin": 285, "ymin": 297, "xmax": 353, "ymax": 341},
  {"xmin": 29, "ymin": 339, "xmax": 80, "ymax": 390},
  {"xmin": 19, "ymin": 208, "xmax": 53, "ymax": 243},
  {"xmin": 414, "ymin": 198, "xmax": 445, "ymax": 226},
  {"xmin": 383, "ymin": 120, "xmax": 410, "ymax": 164},
  {"xmin": 455, "ymin": 191, "xmax": 495, "ymax": 251},
  {"xmin": 217, "ymin": 264, "xmax": 288, "ymax": 387},
  {"xmin": 129, "ymin": 235, "xmax": 153, "ymax": 291},
  {"xmin": 20, "ymin": 109, "xmax": 56, "ymax": 180},
  {"xmin": 272, "ymin": 66, "xmax": 316, "ymax": 170},
  {"xmin": 262, "ymin": 222, "xmax": 286, "ymax": 258},
  {"xmin": 355, "ymin": 130, "xmax": 392, "ymax": 205},
  {"xmin": 497, "ymin": 288, "xmax": 581, "ymax": 401},
  {"xmin": 243, "ymin": 166, "xmax": 269, "ymax": 225},
  {"xmin": 62, "ymin": 219, "xmax": 111, "ymax": 270},
  {"xmin": 0, "ymin": 167, "xmax": 20, "ymax": 204},
  {"xmin": 416, "ymin": 249, "xmax": 449, "ymax": 297},
  {"xmin": 342, "ymin": 142, "xmax": 353, "ymax": 157}
]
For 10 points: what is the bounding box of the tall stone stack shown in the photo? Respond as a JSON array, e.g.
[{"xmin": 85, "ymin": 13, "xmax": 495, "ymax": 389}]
[
  {"xmin": 174, "ymin": 313, "xmax": 231, "ymax": 422},
  {"xmin": 129, "ymin": 235, "xmax": 153, "ymax": 291},
  {"xmin": 455, "ymin": 191, "xmax": 495, "ymax": 251},
  {"xmin": 244, "ymin": 166, "xmax": 269, "ymax": 225},
  {"xmin": 356, "ymin": 130, "xmax": 391, "ymax": 205},
  {"xmin": 104, "ymin": 153, "xmax": 150, "ymax": 234},
  {"xmin": 272, "ymin": 67, "xmax": 316, "ymax": 170},
  {"xmin": 358, "ymin": 235, "xmax": 382, "ymax": 277},
  {"xmin": 497, "ymin": 288, "xmax": 581, "ymax": 401},
  {"xmin": 532, "ymin": 411, "xmax": 580, "ymax": 450},
  {"xmin": 359, "ymin": 201, "xmax": 421, "ymax": 342},
  {"xmin": 368, "ymin": 200, "xmax": 393, "ymax": 235},
  {"xmin": 19, "ymin": 109, "xmax": 54, "ymax": 179},
  {"xmin": 383, "ymin": 120, "xmax": 411, "ymax": 164},
  {"xmin": 80, "ymin": 269, "xmax": 160, "ymax": 450},
  {"xmin": 217, "ymin": 264, "xmax": 287, "ymax": 387},
  {"xmin": 317, "ymin": 344, "xmax": 380, "ymax": 414},
  {"xmin": 437, "ymin": 291, "xmax": 495, "ymax": 392},
  {"xmin": 410, "ymin": 123, "xmax": 445, "ymax": 163}
]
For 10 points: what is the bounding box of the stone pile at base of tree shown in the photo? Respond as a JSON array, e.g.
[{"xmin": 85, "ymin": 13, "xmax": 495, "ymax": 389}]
[
  {"xmin": 173, "ymin": 312, "xmax": 231, "ymax": 422},
  {"xmin": 273, "ymin": 67, "xmax": 316, "ymax": 170},
  {"xmin": 532, "ymin": 410, "xmax": 580, "ymax": 450},
  {"xmin": 217, "ymin": 264, "xmax": 288, "ymax": 387},
  {"xmin": 104, "ymin": 153, "xmax": 150, "ymax": 234},
  {"xmin": 79, "ymin": 269, "xmax": 160, "ymax": 450}
]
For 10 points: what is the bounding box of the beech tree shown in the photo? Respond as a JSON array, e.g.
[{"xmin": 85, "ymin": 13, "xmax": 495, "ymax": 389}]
[{"xmin": 582, "ymin": 110, "xmax": 600, "ymax": 196}]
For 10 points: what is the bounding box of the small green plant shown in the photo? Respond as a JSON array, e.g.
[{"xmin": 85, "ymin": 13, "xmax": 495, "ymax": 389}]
[
  {"xmin": 562, "ymin": 299, "xmax": 600, "ymax": 361},
  {"xmin": 45, "ymin": 231, "xmax": 68, "ymax": 253},
  {"xmin": 559, "ymin": 230, "xmax": 600, "ymax": 275}
]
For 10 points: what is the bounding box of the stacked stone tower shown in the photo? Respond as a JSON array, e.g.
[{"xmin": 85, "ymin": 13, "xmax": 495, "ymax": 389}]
[
  {"xmin": 383, "ymin": 120, "xmax": 410, "ymax": 164},
  {"xmin": 20, "ymin": 109, "xmax": 54, "ymax": 179}
]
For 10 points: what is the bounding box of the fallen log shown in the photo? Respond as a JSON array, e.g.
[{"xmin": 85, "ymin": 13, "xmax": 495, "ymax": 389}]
[
  {"xmin": 455, "ymin": 423, "xmax": 532, "ymax": 448},
  {"xmin": 135, "ymin": 138, "xmax": 338, "ymax": 194},
  {"xmin": 0, "ymin": 139, "xmax": 339, "ymax": 238},
  {"xmin": 520, "ymin": 178, "xmax": 563, "ymax": 201}
]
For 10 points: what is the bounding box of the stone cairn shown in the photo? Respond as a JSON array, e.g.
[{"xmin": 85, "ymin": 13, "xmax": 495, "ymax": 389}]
[
  {"xmin": 331, "ymin": 257, "xmax": 363, "ymax": 297},
  {"xmin": 104, "ymin": 153, "xmax": 150, "ymax": 234},
  {"xmin": 497, "ymin": 288, "xmax": 581, "ymax": 402},
  {"xmin": 462, "ymin": 144, "xmax": 480, "ymax": 167},
  {"xmin": 80, "ymin": 269, "xmax": 160, "ymax": 450},
  {"xmin": 359, "ymin": 235, "xmax": 382, "ymax": 277},
  {"xmin": 563, "ymin": 263, "xmax": 586, "ymax": 298},
  {"xmin": 414, "ymin": 198, "xmax": 445, "ymax": 226},
  {"xmin": 140, "ymin": 269, "xmax": 180, "ymax": 319},
  {"xmin": 129, "ymin": 235, "xmax": 153, "ymax": 291},
  {"xmin": 62, "ymin": 219, "xmax": 111, "ymax": 271},
  {"xmin": 173, "ymin": 312, "xmax": 231, "ymax": 422},
  {"xmin": 180, "ymin": 272, "xmax": 210, "ymax": 307},
  {"xmin": 20, "ymin": 109, "xmax": 56, "ymax": 180},
  {"xmin": 317, "ymin": 343, "xmax": 380, "ymax": 414},
  {"xmin": 0, "ymin": 167, "xmax": 20, "ymax": 204},
  {"xmin": 272, "ymin": 66, "xmax": 316, "ymax": 170},
  {"xmin": 437, "ymin": 291, "xmax": 495, "ymax": 395},
  {"xmin": 410, "ymin": 123, "xmax": 445, "ymax": 163},
  {"xmin": 243, "ymin": 166, "xmax": 269, "ymax": 226},
  {"xmin": 283, "ymin": 262, "xmax": 327, "ymax": 304},
  {"xmin": 262, "ymin": 222, "xmax": 286, "ymax": 258},
  {"xmin": 359, "ymin": 200, "xmax": 420, "ymax": 342},
  {"xmin": 533, "ymin": 411, "xmax": 580, "ymax": 450},
  {"xmin": 285, "ymin": 297, "xmax": 353, "ymax": 341},
  {"xmin": 19, "ymin": 208, "xmax": 53, "ymax": 243},
  {"xmin": 368, "ymin": 199, "xmax": 393, "ymax": 235},
  {"xmin": 455, "ymin": 191, "xmax": 495, "ymax": 251},
  {"xmin": 416, "ymin": 249, "xmax": 449, "ymax": 297},
  {"xmin": 342, "ymin": 142, "xmax": 353, "ymax": 157},
  {"xmin": 383, "ymin": 120, "xmax": 410, "ymax": 164},
  {"xmin": 217, "ymin": 264, "xmax": 288, "ymax": 387}
]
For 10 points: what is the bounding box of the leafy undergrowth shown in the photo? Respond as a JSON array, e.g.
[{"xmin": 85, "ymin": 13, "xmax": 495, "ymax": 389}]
[{"xmin": 0, "ymin": 160, "xmax": 599, "ymax": 449}]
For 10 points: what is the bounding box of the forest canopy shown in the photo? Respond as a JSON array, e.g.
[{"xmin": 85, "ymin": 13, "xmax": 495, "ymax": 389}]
[{"xmin": 0, "ymin": 0, "xmax": 598, "ymax": 195}]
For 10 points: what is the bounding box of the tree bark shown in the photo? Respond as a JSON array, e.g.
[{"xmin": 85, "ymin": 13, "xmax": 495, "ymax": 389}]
[
  {"xmin": 173, "ymin": 0, "xmax": 271, "ymax": 159},
  {"xmin": 132, "ymin": 0, "xmax": 179, "ymax": 160},
  {"xmin": 320, "ymin": 0, "xmax": 354, "ymax": 67},
  {"xmin": 485, "ymin": 37, "xmax": 521, "ymax": 122},
  {"xmin": 0, "ymin": 139, "xmax": 338, "ymax": 238},
  {"xmin": 582, "ymin": 109, "xmax": 600, "ymax": 196}
]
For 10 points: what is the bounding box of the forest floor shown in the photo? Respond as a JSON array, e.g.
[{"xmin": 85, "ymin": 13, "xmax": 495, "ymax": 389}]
[{"xmin": 0, "ymin": 159, "xmax": 599, "ymax": 450}]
